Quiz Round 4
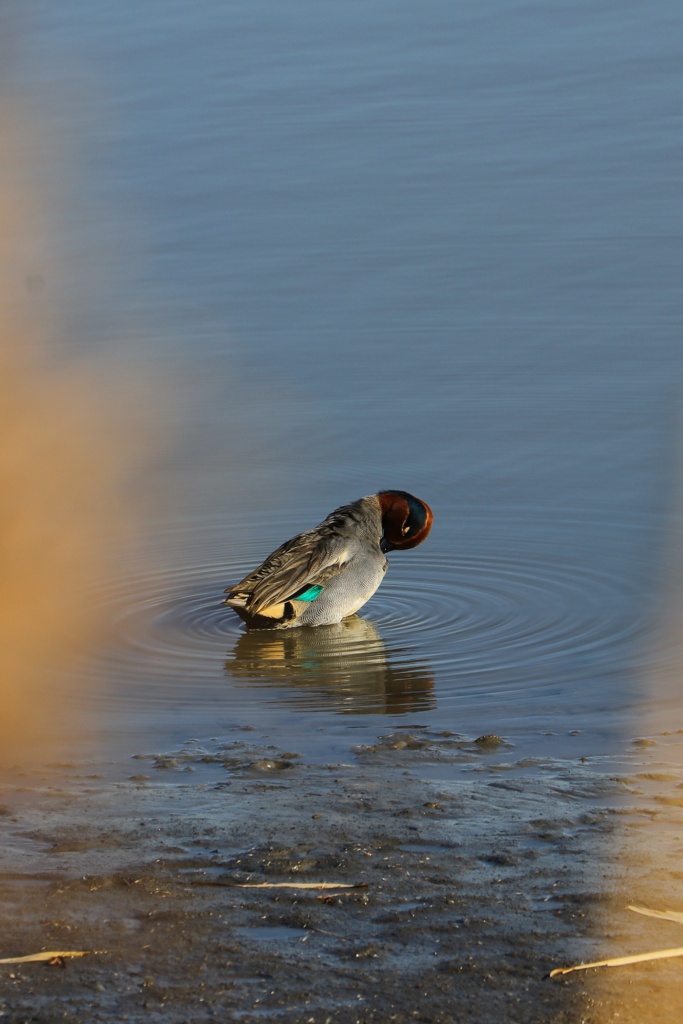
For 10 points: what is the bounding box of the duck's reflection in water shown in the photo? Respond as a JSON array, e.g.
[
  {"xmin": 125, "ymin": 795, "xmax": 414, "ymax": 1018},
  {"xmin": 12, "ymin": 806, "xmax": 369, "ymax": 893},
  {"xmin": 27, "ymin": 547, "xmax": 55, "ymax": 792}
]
[{"xmin": 224, "ymin": 616, "xmax": 435, "ymax": 714}]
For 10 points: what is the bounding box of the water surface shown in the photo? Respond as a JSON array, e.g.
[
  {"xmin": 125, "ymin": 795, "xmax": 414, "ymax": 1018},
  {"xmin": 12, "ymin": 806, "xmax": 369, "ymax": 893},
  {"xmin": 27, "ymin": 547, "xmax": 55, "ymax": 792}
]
[{"xmin": 10, "ymin": 0, "xmax": 683, "ymax": 766}]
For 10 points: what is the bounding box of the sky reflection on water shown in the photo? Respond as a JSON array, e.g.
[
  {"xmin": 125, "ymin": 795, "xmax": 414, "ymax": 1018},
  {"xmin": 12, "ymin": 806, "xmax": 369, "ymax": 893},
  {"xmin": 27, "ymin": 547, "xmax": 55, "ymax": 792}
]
[{"xmin": 5, "ymin": 1, "xmax": 683, "ymax": 761}]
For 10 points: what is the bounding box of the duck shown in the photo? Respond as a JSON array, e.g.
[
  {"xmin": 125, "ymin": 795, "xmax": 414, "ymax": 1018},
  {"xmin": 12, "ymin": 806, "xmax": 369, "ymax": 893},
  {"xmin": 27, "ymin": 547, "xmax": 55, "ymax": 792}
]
[{"xmin": 224, "ymin": 490, "xmax": 433, "ymax": 629}]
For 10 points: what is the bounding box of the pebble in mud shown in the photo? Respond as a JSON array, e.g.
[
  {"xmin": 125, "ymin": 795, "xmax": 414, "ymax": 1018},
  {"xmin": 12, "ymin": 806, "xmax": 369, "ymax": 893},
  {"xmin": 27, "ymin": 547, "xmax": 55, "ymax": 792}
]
[
  {"xmin": 133, "ymin": 743, "xmax": 303, "ymax": 778},
  {"xmin": 473, "ymin": 734, "xmax": 505, "ymax": 751},
  {"xmin": 243, "ymin": 759, "xmax": 296, "ymax": 773},
  {"xmin": 354, "ymin": 729, "xmax": 511, "ymax": 765}
]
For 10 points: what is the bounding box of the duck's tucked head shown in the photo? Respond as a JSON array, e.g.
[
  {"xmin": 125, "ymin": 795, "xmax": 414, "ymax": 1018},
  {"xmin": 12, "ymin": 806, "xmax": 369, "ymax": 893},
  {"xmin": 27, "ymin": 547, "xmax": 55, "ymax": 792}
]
[{"xmin": 378, "ymin": 490, "xmax": 433, "ymax": 552}]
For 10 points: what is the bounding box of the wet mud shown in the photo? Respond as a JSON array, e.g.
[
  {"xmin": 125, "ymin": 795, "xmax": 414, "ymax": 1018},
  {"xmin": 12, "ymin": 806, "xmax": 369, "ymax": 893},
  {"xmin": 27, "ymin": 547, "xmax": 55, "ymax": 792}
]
[{"xmin": 1, "ymin": 729, "xmax": 683, "ymax": 1023}]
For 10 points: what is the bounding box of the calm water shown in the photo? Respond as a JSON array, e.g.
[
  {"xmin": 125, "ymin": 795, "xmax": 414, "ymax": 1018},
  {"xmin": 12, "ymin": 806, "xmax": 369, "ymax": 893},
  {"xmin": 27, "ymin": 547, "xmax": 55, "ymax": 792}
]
[{"xmin": 10, "ymin": 1, "xmax": 683, "ymax": 763}]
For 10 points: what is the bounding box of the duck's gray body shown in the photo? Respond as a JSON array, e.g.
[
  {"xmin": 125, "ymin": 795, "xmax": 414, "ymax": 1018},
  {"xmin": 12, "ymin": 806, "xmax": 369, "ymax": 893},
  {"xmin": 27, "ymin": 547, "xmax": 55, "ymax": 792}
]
[{"xmin": 224, "ymin": 491, "xmax": 432, "ymax": 630}]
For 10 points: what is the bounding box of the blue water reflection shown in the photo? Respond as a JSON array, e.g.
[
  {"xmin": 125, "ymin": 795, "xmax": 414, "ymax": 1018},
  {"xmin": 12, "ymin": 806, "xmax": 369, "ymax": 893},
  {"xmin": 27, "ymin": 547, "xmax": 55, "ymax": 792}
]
[{"xmin": 10, "ymin": 1, "xmax": 683, "ymax": 757}]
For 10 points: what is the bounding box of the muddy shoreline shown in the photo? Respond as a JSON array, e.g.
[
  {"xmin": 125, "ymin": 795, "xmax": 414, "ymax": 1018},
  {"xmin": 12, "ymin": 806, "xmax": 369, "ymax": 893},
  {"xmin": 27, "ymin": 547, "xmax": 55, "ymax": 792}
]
[{"xmin": 1, "ymin": 728, "xmax": 682, "ymax": 1023}]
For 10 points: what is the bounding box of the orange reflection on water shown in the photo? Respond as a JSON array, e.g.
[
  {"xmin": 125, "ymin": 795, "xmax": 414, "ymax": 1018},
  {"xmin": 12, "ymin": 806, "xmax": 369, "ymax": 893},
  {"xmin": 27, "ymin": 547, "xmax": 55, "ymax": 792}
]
[
  {"xmin": 577, "ymin": 505, "xmax": 683, "ymax": 1021},
  {"xmin": 0, "ymin": 108, "xmax": 159, "ymax": 765}
]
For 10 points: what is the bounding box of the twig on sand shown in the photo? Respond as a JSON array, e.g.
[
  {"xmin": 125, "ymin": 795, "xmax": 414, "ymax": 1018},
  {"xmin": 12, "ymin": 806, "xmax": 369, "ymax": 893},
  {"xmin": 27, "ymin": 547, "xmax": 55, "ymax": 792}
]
[
  {"xmin": 550, "ymin": 945, "xmax": 683, "ymax": 977},
  {"xmin": 0, "ymin": 950, "xmax": 102, "ymax": 965},
  {"xmin": 627, "ymin": 905, "xmax": 683, "ymax": 925},
  {"xmin": 550, "ymin": 904, "xmax": 683, "ymax": 978},
  {"xmin": 193, "ymin": 880, "xmax": 367, "ymax": 891}
]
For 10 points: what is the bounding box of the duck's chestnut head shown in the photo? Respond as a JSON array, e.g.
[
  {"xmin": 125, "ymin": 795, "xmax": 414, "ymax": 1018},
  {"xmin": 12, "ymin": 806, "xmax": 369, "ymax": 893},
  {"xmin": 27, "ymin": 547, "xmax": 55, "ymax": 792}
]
[{"xmin": 378, "ymin": 490, "xmax": 433, "ymax": 552}]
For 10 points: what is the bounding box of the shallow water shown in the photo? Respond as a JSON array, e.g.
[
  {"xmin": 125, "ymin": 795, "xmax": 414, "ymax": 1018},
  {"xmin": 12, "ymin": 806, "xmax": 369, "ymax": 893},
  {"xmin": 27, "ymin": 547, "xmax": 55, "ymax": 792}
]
[
  {"xmin": 79, "ymin": 503, "xmax": 658, "ymax": 763},
  {"xmin": 8, "ymin": 1, "xmax": 683, "ymax": 767}
]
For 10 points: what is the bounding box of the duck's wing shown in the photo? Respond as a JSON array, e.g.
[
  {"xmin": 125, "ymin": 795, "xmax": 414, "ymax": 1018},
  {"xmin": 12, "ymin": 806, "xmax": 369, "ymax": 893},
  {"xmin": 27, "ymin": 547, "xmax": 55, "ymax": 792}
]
[{"xmin": 225, "ymin": 530, "xmax": 354, "ymax": 616}]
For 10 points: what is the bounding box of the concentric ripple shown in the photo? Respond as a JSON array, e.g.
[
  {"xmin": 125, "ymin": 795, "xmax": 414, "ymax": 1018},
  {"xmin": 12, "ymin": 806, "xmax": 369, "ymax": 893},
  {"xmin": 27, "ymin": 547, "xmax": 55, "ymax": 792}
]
[
  {"xmin": 73, "ymin": 508, "xmax": 659, "ymax": 723},
  {"xmin": 373, "ymin": 549, "xmax": 646, "ymax": 675}
]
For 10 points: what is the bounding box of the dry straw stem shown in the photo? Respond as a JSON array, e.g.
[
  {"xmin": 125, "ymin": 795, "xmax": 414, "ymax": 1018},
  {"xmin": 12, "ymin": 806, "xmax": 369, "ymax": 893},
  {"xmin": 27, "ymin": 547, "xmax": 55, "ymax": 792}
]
[
  {"xmin": 550, "ymin": 904, "xmax": 683, "ymax": 977},
  {"xmin": 550, "ymin": 946, "xmax": 683, "ymax": 977},
  {"xmin": 627, "ymin": 905, "xmax": 683, "ymax": 925},
  {"xmin": 231, "ymin": 881, "xmax": 361, "ymax": 890},
  {"xmin": 0, "ymin": 950, "xmax": 102, "ymax": 965}
]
